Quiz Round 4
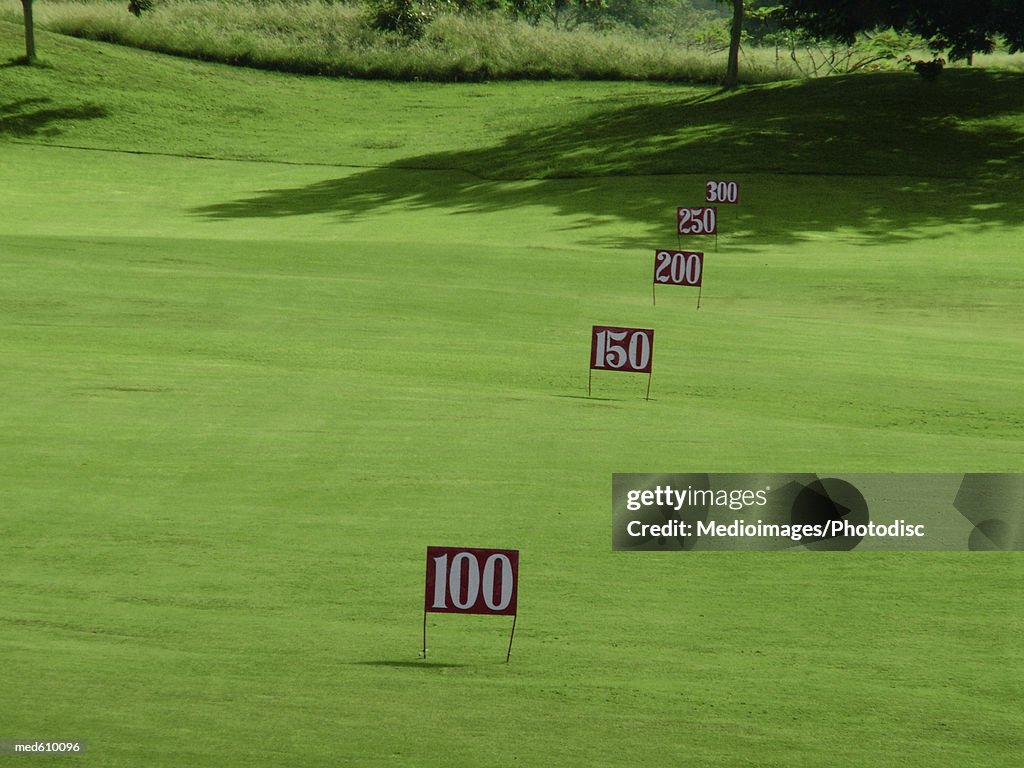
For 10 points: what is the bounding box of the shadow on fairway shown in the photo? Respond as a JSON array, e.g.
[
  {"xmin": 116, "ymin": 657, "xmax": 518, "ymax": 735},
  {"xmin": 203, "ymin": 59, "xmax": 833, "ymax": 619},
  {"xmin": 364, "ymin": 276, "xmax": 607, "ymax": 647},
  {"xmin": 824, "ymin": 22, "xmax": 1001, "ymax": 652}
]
[
  {"xmin": 352, "ymin": 660, "xmax": 473, "ymax": 669},
  {"xmin": 0, "ymin": 97, "xmax": 109, "ymax": 138},
  {"xmin": 554, "ymin": 395, "xmax": 628, "ymax": 402},
  {"xmin": 192, "ymin": 70, "xmax": 1024, "ymax": 246},
  {"xmin": 0, "ymin": 57, "xmax": 46, "ymax": 68}
]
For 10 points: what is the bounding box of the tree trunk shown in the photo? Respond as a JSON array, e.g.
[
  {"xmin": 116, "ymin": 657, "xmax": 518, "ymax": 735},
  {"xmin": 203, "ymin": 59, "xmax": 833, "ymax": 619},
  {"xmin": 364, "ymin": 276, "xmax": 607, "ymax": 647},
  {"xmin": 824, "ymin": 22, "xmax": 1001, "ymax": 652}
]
[
  {"xmin": 22, "ymin": 0, "xmax": 36, "ymax": 63},
  {"xmin": 724, "ymin": 0, "xmax": 743, "ymax": 88}
]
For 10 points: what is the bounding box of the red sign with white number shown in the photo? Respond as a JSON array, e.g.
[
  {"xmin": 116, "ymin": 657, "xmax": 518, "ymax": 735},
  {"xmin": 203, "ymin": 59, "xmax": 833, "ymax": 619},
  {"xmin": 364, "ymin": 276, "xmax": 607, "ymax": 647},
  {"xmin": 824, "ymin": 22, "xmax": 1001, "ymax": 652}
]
[
  {"xmin": 677, "ymin": 206, "xmax": 718, "ymax": 235},
  {"xmin": 654, "ymin": 250, "xmax": 703, "ymax": 287},
  {"xmin": 705, "ymin": 180, "xmax": 739, "ymax": 204},
  {"xmin": 590, "ymin": 326, "xmax": 654, "ymax": 374},
  {"xmin": 425, "ymin": 546, "xmax": 519, "ymax": 616}
]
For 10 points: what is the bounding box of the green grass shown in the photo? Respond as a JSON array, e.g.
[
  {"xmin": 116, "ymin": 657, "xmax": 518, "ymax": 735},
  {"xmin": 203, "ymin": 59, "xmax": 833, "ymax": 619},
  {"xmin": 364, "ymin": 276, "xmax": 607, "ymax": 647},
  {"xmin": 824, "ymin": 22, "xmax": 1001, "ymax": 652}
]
[
  {"xmin": 1, "ymin": 19, "xmax": 1023, "ymax": 768},
  {"xmin": 0, "ymin": 0, "xmax": 797, "ymax": 83},
  {"xmin": 0, "ymin": 19, "xmax": 715, "ymax": 162},
  {"xmin": 6, "ymin": 0, "xmax": 1021, "ymax": 83}
]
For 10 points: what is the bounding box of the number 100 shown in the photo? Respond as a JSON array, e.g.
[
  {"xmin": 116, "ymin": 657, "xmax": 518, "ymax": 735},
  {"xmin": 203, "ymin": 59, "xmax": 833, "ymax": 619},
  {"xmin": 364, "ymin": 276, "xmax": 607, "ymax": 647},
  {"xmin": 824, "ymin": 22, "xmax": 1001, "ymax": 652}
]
[{"xmin": 430, "ymin": 551, "xmax": 515, "ymax": 612}]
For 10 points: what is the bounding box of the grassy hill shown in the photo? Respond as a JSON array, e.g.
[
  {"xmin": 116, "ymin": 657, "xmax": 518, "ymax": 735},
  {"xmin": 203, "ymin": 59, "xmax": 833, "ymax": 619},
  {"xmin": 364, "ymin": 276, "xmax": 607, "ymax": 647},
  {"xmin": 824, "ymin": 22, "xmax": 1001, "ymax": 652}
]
[
  {"xmin": 0, "ymin": 0, "xmax": 771, "ymax": 83},
  {"xmin": 2, "ymin": 19, "xmax": 1022, "ymax": 768}
]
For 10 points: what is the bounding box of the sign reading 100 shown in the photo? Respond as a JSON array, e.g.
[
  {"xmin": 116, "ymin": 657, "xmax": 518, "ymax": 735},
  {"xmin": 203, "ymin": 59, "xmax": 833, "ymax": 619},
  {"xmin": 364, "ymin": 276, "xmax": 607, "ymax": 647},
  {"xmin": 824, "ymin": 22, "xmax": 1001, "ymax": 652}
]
[{"xmin": 425, "ymin": 546, "xmax": 519, "ymax": 616}]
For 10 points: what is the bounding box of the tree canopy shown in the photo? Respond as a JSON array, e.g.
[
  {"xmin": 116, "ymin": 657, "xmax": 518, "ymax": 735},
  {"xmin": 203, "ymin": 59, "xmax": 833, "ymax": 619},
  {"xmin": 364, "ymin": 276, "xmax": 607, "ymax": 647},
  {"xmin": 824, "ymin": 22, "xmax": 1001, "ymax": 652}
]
[{"xmin": 773, "ymin": 0, "xmax": 1024, "ymax": 61}]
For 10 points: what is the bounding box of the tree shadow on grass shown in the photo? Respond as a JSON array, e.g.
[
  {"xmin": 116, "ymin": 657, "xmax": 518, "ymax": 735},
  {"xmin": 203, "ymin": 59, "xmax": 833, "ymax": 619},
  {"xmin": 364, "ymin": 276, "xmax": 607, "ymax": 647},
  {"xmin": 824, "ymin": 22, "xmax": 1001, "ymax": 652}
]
[
  {"xmin": 352, "ymin": 660, "xmax": 471, "ymax": 669},
  {"xmin": 0, "ymin": 97, "xmax": 109, "ymax": 138},
  {"xmin": 192, "ymin": 70, "xmax": 1024, "ymax": 247}
]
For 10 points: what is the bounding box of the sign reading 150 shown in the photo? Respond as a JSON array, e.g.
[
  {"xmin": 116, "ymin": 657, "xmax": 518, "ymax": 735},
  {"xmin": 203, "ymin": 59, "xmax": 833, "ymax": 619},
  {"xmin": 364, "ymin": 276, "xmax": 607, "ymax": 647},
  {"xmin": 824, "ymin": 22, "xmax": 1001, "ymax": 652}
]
[
  {"xmin": 590, "ymin": 326, "xmax": 654, "ymax": 374},
  {"xmin": 425, "ymin": 546, "xmax": 519, "ymax": 615}
]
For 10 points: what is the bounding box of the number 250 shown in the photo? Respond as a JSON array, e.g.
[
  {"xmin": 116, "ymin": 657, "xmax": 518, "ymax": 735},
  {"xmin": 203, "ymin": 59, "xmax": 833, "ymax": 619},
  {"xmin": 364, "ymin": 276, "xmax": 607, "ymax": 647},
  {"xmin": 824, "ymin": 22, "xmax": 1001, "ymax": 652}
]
[{"xmin": 679, "ymin": 207, "xmax": 717, "ymax": 235}]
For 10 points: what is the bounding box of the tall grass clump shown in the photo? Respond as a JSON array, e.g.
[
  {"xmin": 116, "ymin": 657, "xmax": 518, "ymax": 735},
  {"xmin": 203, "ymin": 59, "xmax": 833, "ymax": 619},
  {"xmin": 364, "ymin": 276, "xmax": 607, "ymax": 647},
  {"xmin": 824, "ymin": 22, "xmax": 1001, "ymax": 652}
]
[{"xmin": 2, "ymin": 0, "xmax": 800, "ymax": 83}]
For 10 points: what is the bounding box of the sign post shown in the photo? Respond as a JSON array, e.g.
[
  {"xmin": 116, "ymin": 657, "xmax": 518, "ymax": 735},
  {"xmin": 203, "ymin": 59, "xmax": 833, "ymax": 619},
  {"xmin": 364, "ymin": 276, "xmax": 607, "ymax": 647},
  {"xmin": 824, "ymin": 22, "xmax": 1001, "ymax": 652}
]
[{"xmin": 423, "ymin": 546, "xmax": 520, "ymax": 662}]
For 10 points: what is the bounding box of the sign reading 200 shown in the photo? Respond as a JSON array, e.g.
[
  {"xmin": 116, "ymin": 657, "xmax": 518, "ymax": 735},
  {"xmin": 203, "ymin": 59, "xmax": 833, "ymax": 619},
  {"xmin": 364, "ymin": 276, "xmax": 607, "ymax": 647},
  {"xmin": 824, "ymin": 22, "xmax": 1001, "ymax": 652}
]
[{"xmin": 654, "ymin": 250, "xmax": 703, "ymax": 287}]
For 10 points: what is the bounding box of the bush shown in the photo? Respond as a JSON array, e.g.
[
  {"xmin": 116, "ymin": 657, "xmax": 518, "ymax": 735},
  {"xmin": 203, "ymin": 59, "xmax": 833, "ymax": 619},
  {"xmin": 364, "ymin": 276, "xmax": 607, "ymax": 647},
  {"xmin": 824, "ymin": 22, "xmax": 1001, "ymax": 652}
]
[
  {"xmin": 367, "ymin": 0, "xmax": 432, "ymax": 39},
  {"xmin": 127, "ymin": 0, "xmax": 154, "ymax": 17}
]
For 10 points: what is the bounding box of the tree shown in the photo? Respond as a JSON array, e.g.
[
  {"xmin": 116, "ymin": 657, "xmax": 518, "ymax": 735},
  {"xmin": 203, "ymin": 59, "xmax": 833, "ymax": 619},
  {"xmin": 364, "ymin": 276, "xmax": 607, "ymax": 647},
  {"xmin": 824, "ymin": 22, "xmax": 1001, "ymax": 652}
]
[
  {"xmin": 20, "ymin": 0, "xmax": 36, "ymax": 63},
  {"xmin": 773, "ymin": 0, "xmax": 1024, "ymax": 62},
  {"xmin": 722, "ymin": 0, "xmax": 743, "ymax": 87},
  {"xmin": 548, "ymin": 0, "xmax": 608, "ymax": 30}
]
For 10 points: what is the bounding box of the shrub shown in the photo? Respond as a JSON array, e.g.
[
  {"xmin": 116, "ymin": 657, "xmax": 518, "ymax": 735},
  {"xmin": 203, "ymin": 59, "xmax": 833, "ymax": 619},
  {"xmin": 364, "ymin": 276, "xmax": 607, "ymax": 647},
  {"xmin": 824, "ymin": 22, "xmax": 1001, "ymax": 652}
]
[
  {"xmin": 367, "ymin": 0, "xmax": 432, "ymax": 40},
  {"xmin": 127, "ymin": 0, "xmax": 154, "ymax": 17}
]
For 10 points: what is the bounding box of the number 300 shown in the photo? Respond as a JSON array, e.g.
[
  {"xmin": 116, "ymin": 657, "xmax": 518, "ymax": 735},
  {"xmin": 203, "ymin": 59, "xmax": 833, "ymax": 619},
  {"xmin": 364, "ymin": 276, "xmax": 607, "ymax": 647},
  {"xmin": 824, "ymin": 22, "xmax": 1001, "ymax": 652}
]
[{"xmin": 705, "ymin": 180, "xmax": 738, "ymax": 203}]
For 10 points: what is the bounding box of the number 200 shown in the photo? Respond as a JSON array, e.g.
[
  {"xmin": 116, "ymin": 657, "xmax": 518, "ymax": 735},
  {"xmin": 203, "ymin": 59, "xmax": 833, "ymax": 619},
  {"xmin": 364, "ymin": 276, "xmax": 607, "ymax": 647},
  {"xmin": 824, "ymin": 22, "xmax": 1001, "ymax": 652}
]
[{"xmin": 654, "ymin": 250, "xmax": 702, "ymax": 286}]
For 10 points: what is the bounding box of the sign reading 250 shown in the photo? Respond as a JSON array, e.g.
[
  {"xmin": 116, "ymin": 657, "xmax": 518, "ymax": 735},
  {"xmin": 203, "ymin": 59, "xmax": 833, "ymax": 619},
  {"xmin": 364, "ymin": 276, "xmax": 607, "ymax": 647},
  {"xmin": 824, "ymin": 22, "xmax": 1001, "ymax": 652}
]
[{"xmin": 677, "ymin": 206, "xmax": 718, "ymax": 236}]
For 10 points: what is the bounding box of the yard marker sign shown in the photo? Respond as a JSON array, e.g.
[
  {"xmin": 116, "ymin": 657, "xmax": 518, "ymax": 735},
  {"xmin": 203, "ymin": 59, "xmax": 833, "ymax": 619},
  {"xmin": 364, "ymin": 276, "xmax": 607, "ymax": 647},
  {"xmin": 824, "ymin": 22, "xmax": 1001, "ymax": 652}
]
[
  {"xmin": 589, "ymin": 326, "xmax": 654, "ymax": 400},
  {"xmin": 653, "ymin": 249, "xmax": 704, "ymax": 308},
  {"xmin": 704, "ymin": 180, "xmax": 739, "ymax": 250},
  {"xmin": 705, "ymin": 180, "xmax": 739, "ymax": 204},
  {"xmin": 677, "ymin": 206, "xmax": 718, "ymax": 251},
  {"xmin": 423, "ymin": 546, "xmax": 520, "ymax": 662}
]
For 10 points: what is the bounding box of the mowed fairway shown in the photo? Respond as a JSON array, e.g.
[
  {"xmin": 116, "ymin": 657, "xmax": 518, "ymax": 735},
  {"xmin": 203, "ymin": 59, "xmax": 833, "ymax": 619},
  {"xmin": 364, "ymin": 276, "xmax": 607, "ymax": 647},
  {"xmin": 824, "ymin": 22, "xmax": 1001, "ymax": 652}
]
[{"xmin": 2, "ymin": 22, "xmax": 1023, "ymax": 768}]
